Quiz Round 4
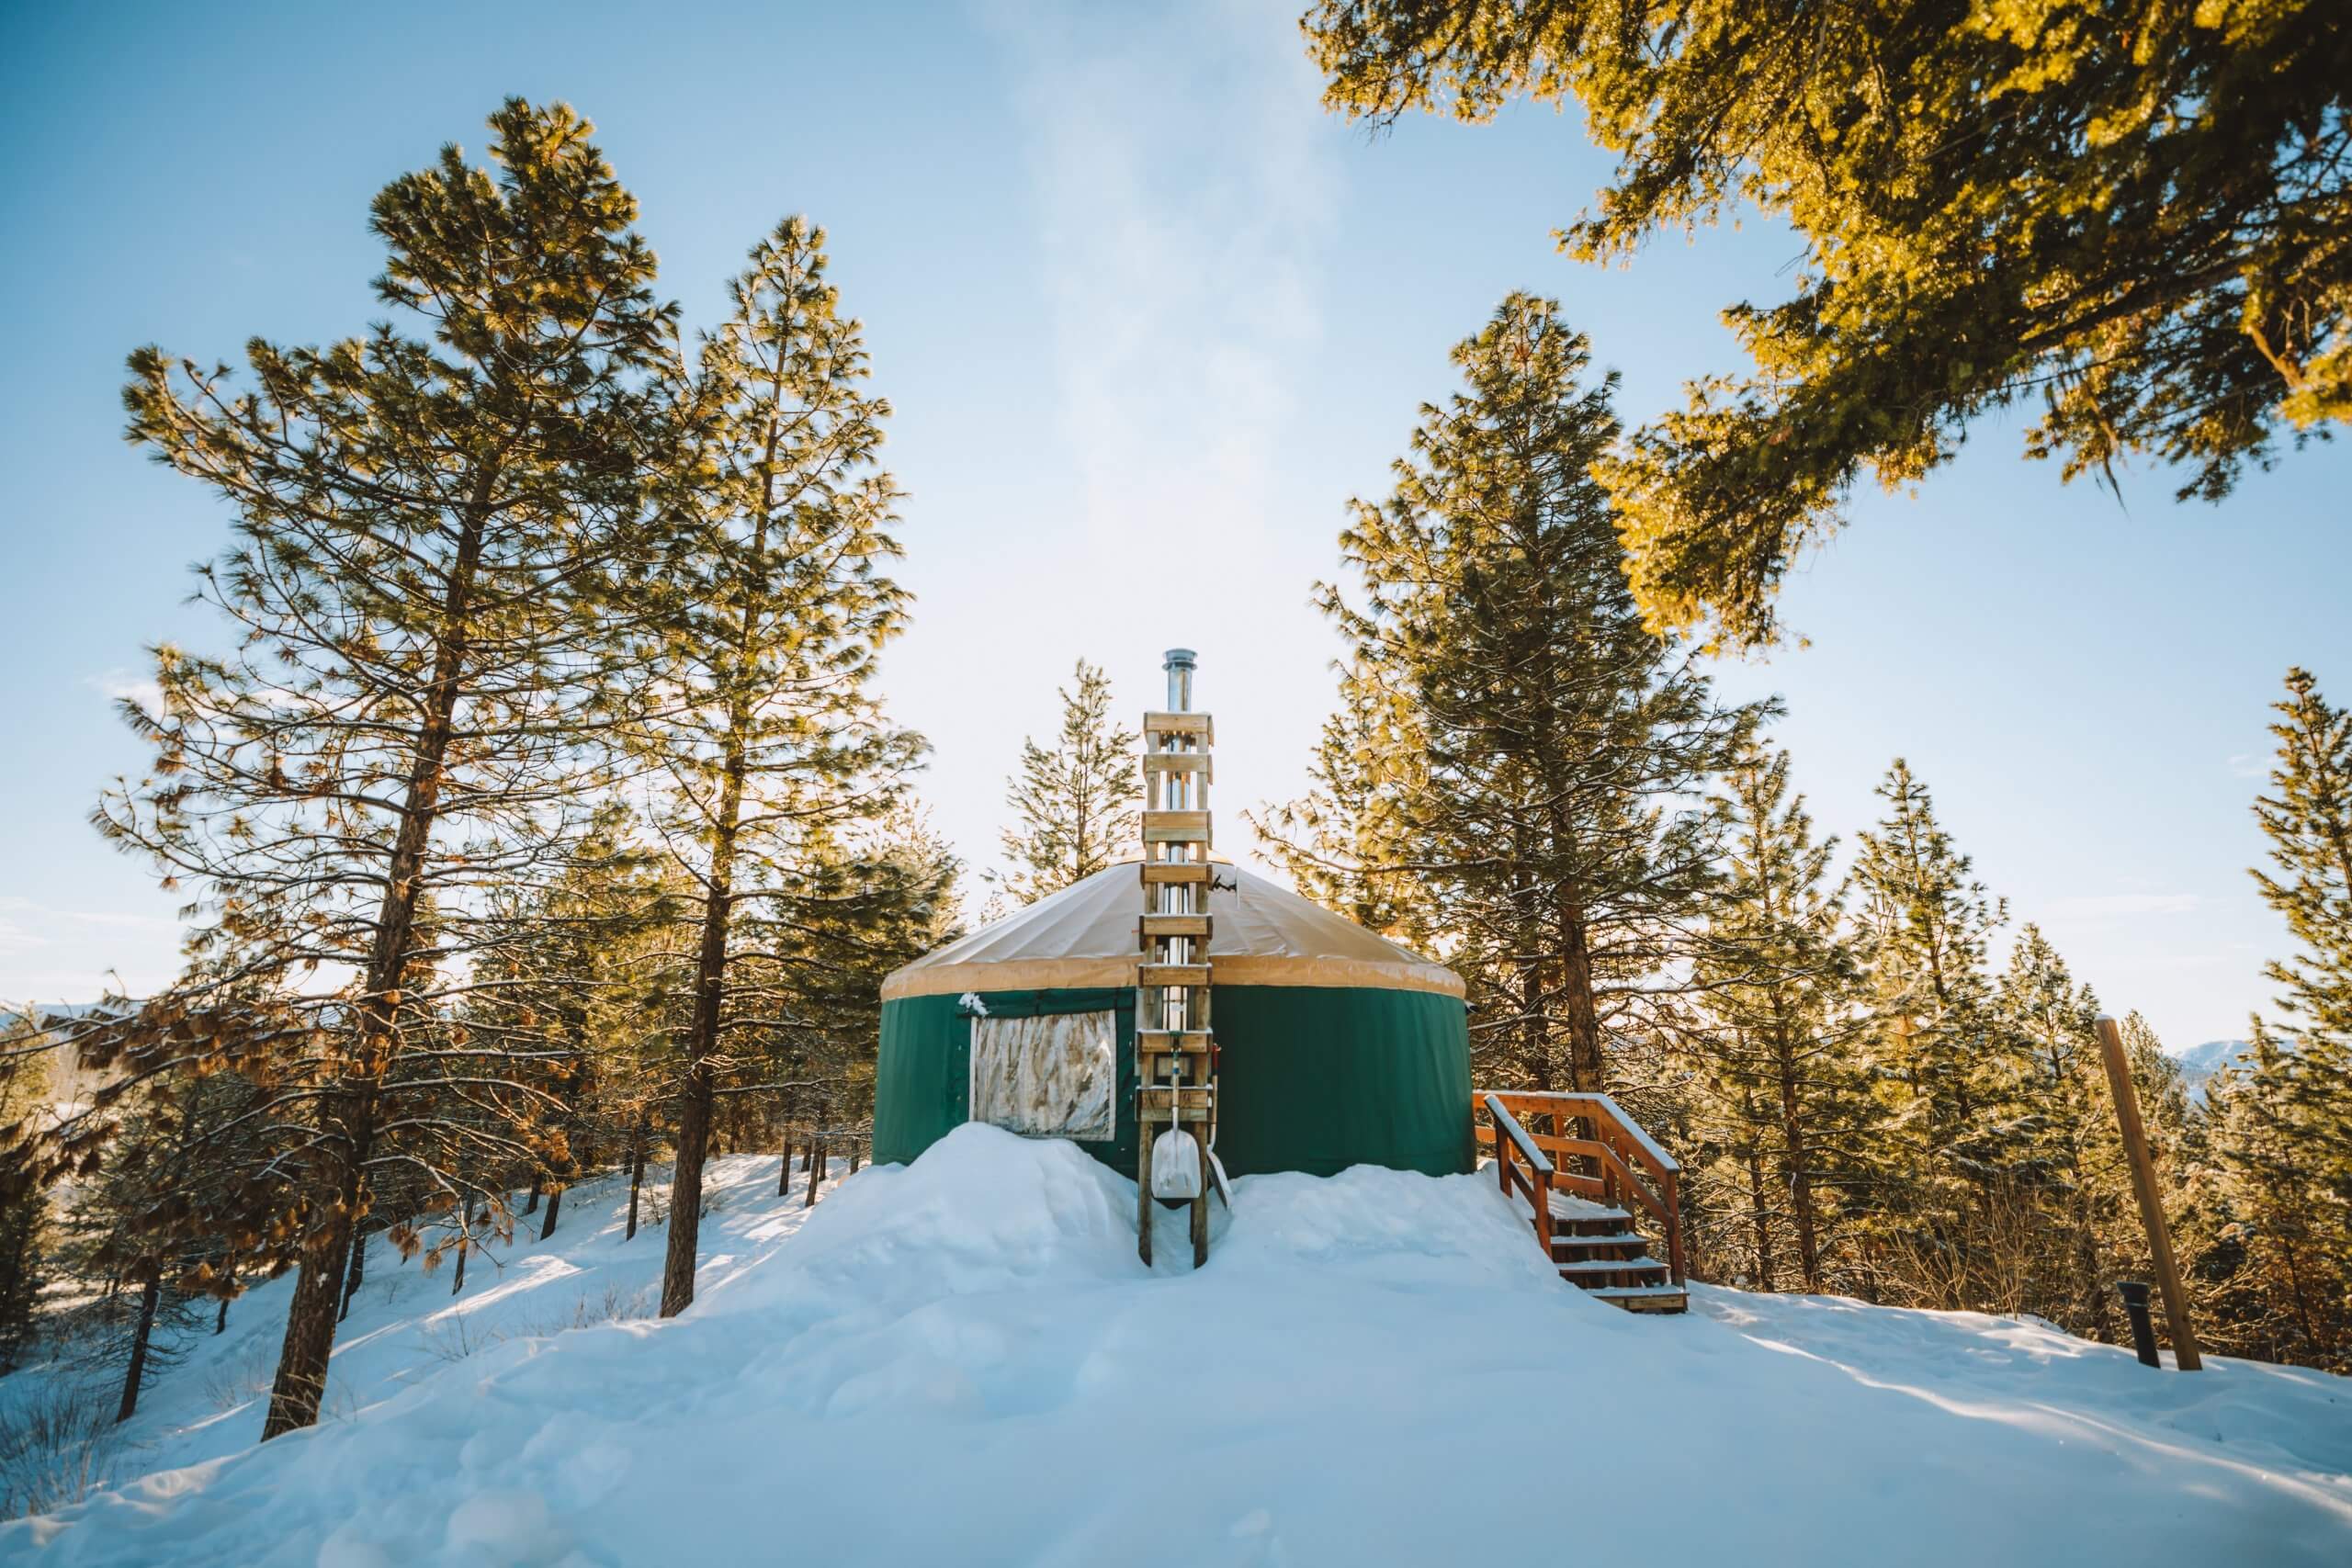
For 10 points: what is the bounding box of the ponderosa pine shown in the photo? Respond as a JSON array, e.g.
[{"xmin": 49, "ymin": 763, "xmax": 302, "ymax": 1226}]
[
  {"xmin": 1274, "ymin": 294, "xmax": 1765, "ymax": 1090},
  {"xmin": 85, "ymin": 99, "xmax": 671, "ymax": 1438},
  {"xmin": 1303, "ymin": 0, "xmax": 2352, "ymax": 649},
  {"xmin": 638, "ymin": 216, "xmax": 916, "ymax": 1319}
]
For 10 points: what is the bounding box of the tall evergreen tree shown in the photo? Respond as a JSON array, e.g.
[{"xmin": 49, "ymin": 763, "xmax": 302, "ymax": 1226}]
[
  {"xmin": 2251, "ymin": 668, "xmax": 2352, "ymax": 1135},
  {"xmin": 1995, "ymin": 924, "xmax": 2115, "ymax": 1339},
  {"xmin": 1847, "ymin": 760, "xmax": 2029, "ymax": 1304},
  {"xmin": 2187, "ymin": 665, "xmax": 2352, "ymax": 1370},
  {"xmin": 989, "ymin": 660, "xmax": 1141, "ymax": 905},
  {"xmin": 78, "ymin": 99, "xmax": 672, "ymax": 1437},
  {"xmin": 2194, "ymin": 1020, "xmax": 2350, "ymax": 1368},
  {"xmin": 635, "ymin": 215, "xmax": 917, "ymax": 1318},
  {"xmin": 0, "ymin": 1032, "xmax": 52, "ymax": 1377},
  {"xmin": 1269, "ymin": 294, "xmax": 1766, "ymax": 1090},
  {"xmin": 1250, "ymin": 662, "xmax": 1432, "ymax": 948},
  {"xmin": 1681, "ymin": 745, "xmax": 1871, "ymax": 1293}
]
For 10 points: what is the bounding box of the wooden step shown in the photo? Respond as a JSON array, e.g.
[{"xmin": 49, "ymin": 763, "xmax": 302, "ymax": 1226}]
[
  {"xmin": 1556, "ymin": 1257, "xmax": 1668, "ymax": 1279},
  {"xmin": 1586, "ymin": 1284, "xmax": 1690, "ymax": 1314},
  {"xmin": 1143, "ymin": 711, "xmax": 1214, "ymax": 739},
  {"xmin": 1550, "ymin": 1232, "xmax": 1649, "ymax": 1258},
  {"xmin": 1544, "ymin": 1193, "xmax": 1632, "ymax": 1226},
  {"xmin": 1141, "ymin": 861, "xmax": 1213, "ymax": 886},
  {"xmin": 1137, "ymin": 964, "xmax": 1211, "ymax": 990}
]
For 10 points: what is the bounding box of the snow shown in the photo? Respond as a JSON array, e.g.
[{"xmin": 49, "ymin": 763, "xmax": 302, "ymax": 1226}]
[{"xmin": 5, "ymin": 1125, "xmax": 2348, "ymax": 1566}]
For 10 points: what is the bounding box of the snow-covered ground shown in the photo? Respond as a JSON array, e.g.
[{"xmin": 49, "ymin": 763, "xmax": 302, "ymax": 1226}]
[{"xmin": 4, "ymin": 1126, "xmax": 2346, "ymax": 1566}]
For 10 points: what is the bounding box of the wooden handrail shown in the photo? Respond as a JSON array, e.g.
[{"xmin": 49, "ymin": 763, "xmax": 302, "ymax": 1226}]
[
  {"xmin": 1475, "ymin": 1089, "xmax": 1685, "ymax": 1286},
  {"xmin": 1482, "ymin": 1094, "xmax": 1553, "ymax": 1178},
  {"xmin": 1482, "ymin": 1089, "xmax": 1678, "ymax": 1176},
  {"xmin": 1482, "ymin": 1093, "xmax": 1555, "ymax": 1254}
]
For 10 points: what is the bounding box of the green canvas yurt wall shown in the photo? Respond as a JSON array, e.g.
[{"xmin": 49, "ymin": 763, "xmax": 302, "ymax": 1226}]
[{"xmin": 874, "ymin": 863, "xmax": 1473, "ymax": 1179}]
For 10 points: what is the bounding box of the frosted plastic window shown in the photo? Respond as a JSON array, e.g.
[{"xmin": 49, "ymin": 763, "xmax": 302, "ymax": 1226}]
[{"xmin": 969, "ymin": 1011, "xmax": 1117, "ymax": 1143}]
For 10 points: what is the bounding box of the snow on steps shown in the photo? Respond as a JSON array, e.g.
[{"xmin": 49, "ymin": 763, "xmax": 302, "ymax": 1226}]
[
  {"xmin": 1544, "ymin": 1187, "xmax": 1688, "ymax": 1311},
  {"xmin": 6, "ymin": 1124, "xmax": 2350, "ymax": 1567}
]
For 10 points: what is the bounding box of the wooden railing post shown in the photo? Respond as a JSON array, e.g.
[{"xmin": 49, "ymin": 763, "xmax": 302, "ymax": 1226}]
[
  {"xmin": 1662, "ymin": 1168, "xmax": 1685, "ymax": 1286},
  {"xmin": 2097, "ymin": 1015, "xmax": 2201, "ymax": 1370}
]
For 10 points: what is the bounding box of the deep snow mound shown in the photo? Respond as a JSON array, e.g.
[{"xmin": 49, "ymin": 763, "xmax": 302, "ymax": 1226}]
[{"xmin": 4, "ymin": 1129, "xmax": 2348, "ymax": 1568}]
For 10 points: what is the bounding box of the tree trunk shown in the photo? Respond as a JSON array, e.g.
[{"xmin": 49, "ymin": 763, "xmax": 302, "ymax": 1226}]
[
  {"xmin": 540, "ymin": 1185, "xmax": 562, "ymax": 1242},
  {"xmin": 262, "ymin": 1225, "xmax": 350, "ymax": 1439},
  {"xmin": 1557, "ymin": 907, "xmax": 1605, "ymax": 1092},
  {"xmin": 215, "ymin": 1292, "xmax": 231, "ymax": 1337},
  {"xmin": 1745, "ymin": 1125, "xmax": 1775, "ymax": 1290},
  {"xmin": 263, "ymin": 484, "xmax": 491, "ymax": 1441},
  {"xmin": 778, "ymin": 1137, "xmax": 795, "ymax": 1196},
  {"xmin": 338, "ymin": 1224, "xmax": 368, "ymax": 1323},
  {"xmin": 115, "ymin": 1277, "xmax": 161, "ymax": 1424},
  {"xmin": 451, "ymin": 1238, "xmax": 469, "ymax": 1296},
  {"xmin": 627, "ymin": 1122, "xmax": 647, "ymax": 1242},
  {"xmin": 523, "ymin": 1172, "xmax": 541, "ymax": 1217},
  {"xmin": 660, "ymin": 757, "xmax": 743, "ymax": 1318},
  {"xmin": 848, "ymin": 1139, "xmax": 861, "ymax": 1176},
  {"xmin": 1772, "ymin": 1011, "xmax": 1824, "ymax": 1292},
  {"xmin": 806, "ymin": 1132, "xmax": 828, "ymax": 1208}
]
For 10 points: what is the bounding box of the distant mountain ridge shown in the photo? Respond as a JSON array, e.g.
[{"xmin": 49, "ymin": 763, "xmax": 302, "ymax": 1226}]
[{"xmin": 2165, "ymin": 1039, "xmax": 2253, "ymax": 1100}]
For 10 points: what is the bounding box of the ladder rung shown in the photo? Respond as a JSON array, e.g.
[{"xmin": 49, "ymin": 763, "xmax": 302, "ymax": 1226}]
[
  {"xmin": 1142, "ymin": 712, "xmax": 1213, "ymax": 739},
  {"xmin": 1136, "ymin": 1031, "xmax": 1214, "ymax": 1055},
  {"xmin": 1140, "ymin": 862, "xmax": 1212, "ymax": 885},
  {"xmin": 1139, "ymin": 914, "xmax": 1210, "ymax": 939},
  {"xmin": 1141, "ymin": 752, "xmax": 1212, "ymax": 774},
  {"xmin": 1142, "ymin": 810, "xmax": 1210, "ymax": 843},
  {"xmin": 1137, "ymin": 964, "xmax": 1210, "ymax": 989}
]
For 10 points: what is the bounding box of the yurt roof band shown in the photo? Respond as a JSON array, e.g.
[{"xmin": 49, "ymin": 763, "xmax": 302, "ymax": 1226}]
[{"xmin": 881, "ymin": 862, "xmax": 1464, "ymax": 1002}]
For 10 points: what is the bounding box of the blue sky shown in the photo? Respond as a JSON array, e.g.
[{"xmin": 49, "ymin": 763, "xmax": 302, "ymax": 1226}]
[{"xmin": 2, "ymin": 0, "xmax": 2343, "ymax": 1047}]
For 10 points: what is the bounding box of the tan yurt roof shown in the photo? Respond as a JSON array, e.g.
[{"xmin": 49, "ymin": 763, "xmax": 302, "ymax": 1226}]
[{"xmin": 882, "ymin": 861, "xmax": 1463, "ymax": 1001}]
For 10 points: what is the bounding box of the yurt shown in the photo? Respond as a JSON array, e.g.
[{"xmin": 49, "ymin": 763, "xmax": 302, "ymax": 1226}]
[{"xmin": 873, "ymin": 861, "xmax": 1474, "ymax": 1180}]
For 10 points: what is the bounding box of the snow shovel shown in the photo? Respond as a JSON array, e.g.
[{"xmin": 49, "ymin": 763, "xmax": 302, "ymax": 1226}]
[{"xmin": 1150, "ymin": 1081, "xmax": 1204, "ymax": 1201}]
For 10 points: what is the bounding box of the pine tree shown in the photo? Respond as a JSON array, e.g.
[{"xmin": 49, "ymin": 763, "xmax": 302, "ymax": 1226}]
[
  {"xmin": 746, "ymin": 807, "xmax": 963, "ymax": 1175},
  {"xmin": 634, "ymin": 215, "xmax": 917, "ymax": 1318},
  {"xmin": 2195, "ymin": 1020, "xmax": 2350, "ymax": 1368},
  {"xmin": 1269, "ymin": 294, "xmax": 1766, "ymax": 1090},
  {"xmin": 989, "ymin": 660, "xmax": 1141, "ymax": 905},
  {"xmin": 80, "ymin": 99, "xmax": 673, "ymax": 1438},
  {"xmin": 2186, "ymin": 665, "xmax": 2352, "ymax": 1370},
  {"xmin": 2251, "ymin": 668, "xmax": 2352, "ymax": 1168},
  {"xmin": 1847, "ymin": 761, "xmax": 2030, "ymax": 1306},
  {"xmin": 1249, "ymin": 662, "xmax": 1432, "ymax": 948},
  {"xmin": 468, "ymin": 807, "xmax": 676, "ymax": 1251},
  {"xmin": 0, "ymin": 1030, "xmax": 52, "ymax": 1376},
  {"xmin": 1682, "ymin": 745, "xmax": 1872, "ymax": 1293},
  {"xmin": 1995, "ymin": 925, "xmax": 2116, "ymax": 1338}
]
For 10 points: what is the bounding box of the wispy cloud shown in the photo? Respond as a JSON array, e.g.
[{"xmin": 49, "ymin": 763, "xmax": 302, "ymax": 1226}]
[
  {"xmin": 85, "ymin": 667, "xmax": 162, "ymax": 716},
  {"xmin": 994, "ymin": 0, "xmax": 1333, "ymax": 589},
  {"xmin": 0, "ymin": 897, "xmax": 182, "ymax": 944},
  {"xmin": 2225, "ymin": 752, "xmax": 2267, "ymax": 780}
]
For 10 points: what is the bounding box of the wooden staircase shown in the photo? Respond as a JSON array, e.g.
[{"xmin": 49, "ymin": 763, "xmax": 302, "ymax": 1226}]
[{"xmin": 1477, "ymin": 1090, "xmax": 1688, "ymax": 1314}]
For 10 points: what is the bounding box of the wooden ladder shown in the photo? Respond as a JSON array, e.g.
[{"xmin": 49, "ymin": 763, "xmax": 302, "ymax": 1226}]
[
  {"xmin": 1477, "ymin": 1090, "xmax": 1688, "ymax": 1314},
  {"xmin": 1136, "ymin": 649, "xmax": 1216, "ymax": 1268}
]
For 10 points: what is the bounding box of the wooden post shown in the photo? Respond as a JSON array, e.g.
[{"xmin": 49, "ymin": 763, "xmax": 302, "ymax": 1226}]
[{"xmin": 2095, "ymin": 1015, "xmax": 2201, "ymax": 1371}]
